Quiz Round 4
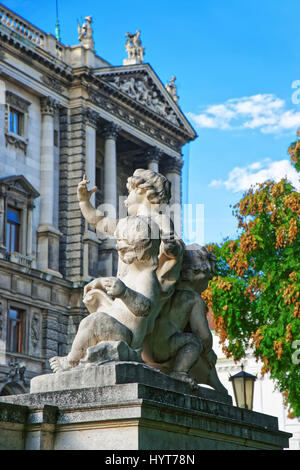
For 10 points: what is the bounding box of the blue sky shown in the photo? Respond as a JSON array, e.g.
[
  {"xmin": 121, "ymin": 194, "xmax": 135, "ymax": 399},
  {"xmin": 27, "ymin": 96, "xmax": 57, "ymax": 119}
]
[{"xmin": 4, "ymin": 0, "xmax": 300, "ymax": 244}]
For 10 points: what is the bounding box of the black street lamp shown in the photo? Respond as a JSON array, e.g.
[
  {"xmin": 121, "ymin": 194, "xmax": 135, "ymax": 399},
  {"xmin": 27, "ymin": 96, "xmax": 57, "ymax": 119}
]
[{"xmin": 229, "ymin": 365, "xmax": 257, "ymax": 410}]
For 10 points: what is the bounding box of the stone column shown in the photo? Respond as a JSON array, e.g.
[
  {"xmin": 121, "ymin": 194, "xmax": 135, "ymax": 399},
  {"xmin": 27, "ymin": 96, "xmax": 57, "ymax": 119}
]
[
  {"xmin": 99, "ymin": 122, "xmax": 121, "ymax": 276},
  {"xmin": 102, "ymin": 122, "xmax": 121, "ymax": 214},
  {"xmin": 165, "ymin": 158, "xmax": 183, "ymax": 237},
  {"xmin": 85, "ymin": 109, "xmax": 98, "ymax": 207},
  {"xmin": 37, "ymin": 97, "xmax": 62, "ymax": 276},
  {"xmin": 146, "ymin": 147, "xmax": 163, "ymax": 173},
  {"xmin": 39, "ymin": 97, "xmax": 56, "ymax": 226},
  {"xmin": 83, "ymin": 109, "xmax": 99, "ymax": 280}
]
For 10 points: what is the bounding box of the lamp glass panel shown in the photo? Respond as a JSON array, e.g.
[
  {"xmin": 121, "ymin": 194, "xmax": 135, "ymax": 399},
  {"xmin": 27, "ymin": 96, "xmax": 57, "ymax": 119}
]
[
  {"xmin": 232, "ymin": 376, "xmax": 246, "ymax": 408},
  {"xmin": 245, "ymin": 378, "xmax": 255, "ymax": 410}
]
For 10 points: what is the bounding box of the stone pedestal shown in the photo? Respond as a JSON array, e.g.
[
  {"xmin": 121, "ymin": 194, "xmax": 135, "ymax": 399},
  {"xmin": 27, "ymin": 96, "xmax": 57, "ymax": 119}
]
[{"xmin": 0, "ymin": 362, "xmax": 291, "ymax": 450}]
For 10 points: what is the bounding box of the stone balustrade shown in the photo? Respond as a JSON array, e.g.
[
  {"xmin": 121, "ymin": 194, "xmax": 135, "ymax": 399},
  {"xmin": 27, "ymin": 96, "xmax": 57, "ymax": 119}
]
[{"xmin": 0, "ymin": 4, "xmax": 64, "ymax": 60}]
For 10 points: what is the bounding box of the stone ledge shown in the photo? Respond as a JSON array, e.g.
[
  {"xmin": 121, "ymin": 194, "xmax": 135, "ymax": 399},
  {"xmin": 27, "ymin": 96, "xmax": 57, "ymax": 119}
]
[
  {"xmin": 0, "ymin": 362, "xmax": 292, "ymax": 450},
  {"xmin": 29, "ymin": 361, "xmax": 232, "ymax": 405}
]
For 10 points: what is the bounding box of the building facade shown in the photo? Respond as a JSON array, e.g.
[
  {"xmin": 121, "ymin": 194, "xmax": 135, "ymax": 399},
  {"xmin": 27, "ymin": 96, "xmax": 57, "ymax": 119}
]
[{"xmin": 0, "ymin": 3, "xmax": 196, "ymax": 394}]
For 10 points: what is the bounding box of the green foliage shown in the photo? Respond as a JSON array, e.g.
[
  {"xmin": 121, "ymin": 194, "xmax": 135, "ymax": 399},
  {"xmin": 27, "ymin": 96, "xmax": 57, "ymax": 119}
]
[{"xmin": 204, "ymin": 136, "xmax": 300, "ymax": 417}]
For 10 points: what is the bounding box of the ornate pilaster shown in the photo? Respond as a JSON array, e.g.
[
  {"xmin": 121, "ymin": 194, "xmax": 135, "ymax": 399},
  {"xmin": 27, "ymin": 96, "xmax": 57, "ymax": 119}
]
[{"xmin": 37, "ymin": 95, "xmax": 62, "ymax": 276}]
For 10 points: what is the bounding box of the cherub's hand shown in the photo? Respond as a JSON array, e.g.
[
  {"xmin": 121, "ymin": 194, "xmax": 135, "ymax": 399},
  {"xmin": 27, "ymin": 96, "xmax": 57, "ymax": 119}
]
[
  {"xmin": 101, "ymin": 277, "xmax": 126, "ymax": 298},
  {"xmin": 77, "ymin": 174, "xmax": 97, "ymax": 202},
  {"xmin": 83, "ymin": 278, "xmax": 104, "ymax": 297}
]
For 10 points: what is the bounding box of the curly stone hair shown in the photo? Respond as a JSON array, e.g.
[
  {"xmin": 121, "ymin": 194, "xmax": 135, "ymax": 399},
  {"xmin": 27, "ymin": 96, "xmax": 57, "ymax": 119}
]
[
  {"xmin": 181, "ymin": 244, "xmax": 217, "ymax": 281},
  {"xmin": 126, "ymin": 169, "xmax": 171, "ymax": 205}
]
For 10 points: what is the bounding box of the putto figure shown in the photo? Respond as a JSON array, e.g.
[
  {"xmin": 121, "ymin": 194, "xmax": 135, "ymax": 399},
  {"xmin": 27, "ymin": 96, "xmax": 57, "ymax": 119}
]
[
  {"xmin": 50, "ymin": 215, "xmax": 161, "ymax": 372},
  {"xmin": 143, "ymin": 244, "xmax": 228, "ymax": 394},
  {"xmin": 78, "ymin": 16, "xmax": 94, "ymax": 50},
  {"xmin": 49, "ymin": 168, "xmax": 228, "ymax": 396}
]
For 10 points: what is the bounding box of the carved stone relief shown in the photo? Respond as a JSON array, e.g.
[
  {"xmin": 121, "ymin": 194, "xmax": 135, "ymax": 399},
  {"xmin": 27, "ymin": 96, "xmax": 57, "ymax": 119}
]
[
  {"xmin": 87, "ymin": 86, "xmax": 182, "ymax": 152},
  {"xmin": 31, "ymin": 311, "xmax": 40, "ymax": 349},
  {"xmin": 41, "ymin": 74, "xmax": 64, "ymax": 94},
  {"xmin": 106, "ymin": 74, "xmax": 181, "ymax": 127}
]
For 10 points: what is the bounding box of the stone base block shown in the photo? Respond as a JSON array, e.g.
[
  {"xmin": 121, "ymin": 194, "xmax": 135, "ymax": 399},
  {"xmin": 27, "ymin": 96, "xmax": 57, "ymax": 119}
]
[{"xmin": 0, "ymin": 362, "xmax": 292, "ymax": 450}]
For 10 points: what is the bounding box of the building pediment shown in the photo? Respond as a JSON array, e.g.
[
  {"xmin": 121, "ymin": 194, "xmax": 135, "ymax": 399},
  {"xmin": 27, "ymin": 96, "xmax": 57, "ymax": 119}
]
[
  {"xmin": 0, "ymin": 175, "xmax": 39, "ymax": 199},
  {"xmin": 93, "ymin": 64, "xmax": 197, "ymax": 140}
]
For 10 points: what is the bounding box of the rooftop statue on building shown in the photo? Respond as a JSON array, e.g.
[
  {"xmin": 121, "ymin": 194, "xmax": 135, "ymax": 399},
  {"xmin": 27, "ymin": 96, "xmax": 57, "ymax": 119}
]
[
  {"xmin": 78, "ymin": 16, "xmax": 94, "ymax": 50},
  {"xmin": 166, "ymin": 76, "xmax": 179, "ymax": 103},
  {"xmin": 125, "ymin": 30, "xmax": 145, "ymax": 63}
]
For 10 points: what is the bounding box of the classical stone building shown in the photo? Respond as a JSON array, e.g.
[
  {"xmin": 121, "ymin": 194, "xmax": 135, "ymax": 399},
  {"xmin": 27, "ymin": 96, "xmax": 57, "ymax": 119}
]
[{"xmin": 0, "ymin": 4, "xmax": 196, "ymax": 394}]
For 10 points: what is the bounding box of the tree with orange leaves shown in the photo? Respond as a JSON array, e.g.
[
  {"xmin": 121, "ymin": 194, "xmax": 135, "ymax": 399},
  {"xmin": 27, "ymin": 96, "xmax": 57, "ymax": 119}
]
[{"xmin": 203, "ymin": 133, "xmax": 300, "ymax": 417}]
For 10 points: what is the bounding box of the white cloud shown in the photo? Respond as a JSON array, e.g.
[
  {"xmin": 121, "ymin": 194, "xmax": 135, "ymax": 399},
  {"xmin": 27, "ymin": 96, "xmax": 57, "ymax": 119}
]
[
  {"xmin": 188, "ymin": 94, "xmax": 300, "ymax": 134},
  {"xmin": 210, "ymin": 159, "xmax": 300, "ymax": 193}
]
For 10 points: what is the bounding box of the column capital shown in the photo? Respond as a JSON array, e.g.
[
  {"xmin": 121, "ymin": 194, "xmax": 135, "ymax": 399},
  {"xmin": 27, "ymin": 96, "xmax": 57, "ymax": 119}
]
[
  {"xmin": 164, "ymin": 158, "xmax": 183, "ymax": 175},
  {"xmin": 146, "ymin": 146, "xmax": 163, "ymax": 164},
  {"xmin": 40, "ymin": 96, "xmax": 58, "ymax": 116},
  {"xmin": 85, "ymin": 108, "xmax": 99, "ymax": 128},
  {"xmin": 100, "ymin": 122, "xmax": 121, "ymax": 140}
]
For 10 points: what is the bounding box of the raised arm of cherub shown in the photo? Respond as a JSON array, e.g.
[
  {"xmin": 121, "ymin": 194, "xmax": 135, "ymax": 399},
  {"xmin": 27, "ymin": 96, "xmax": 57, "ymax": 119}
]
[{"xmin": 77, "ymin": 175, "xmax": 117, "ymax": 236}]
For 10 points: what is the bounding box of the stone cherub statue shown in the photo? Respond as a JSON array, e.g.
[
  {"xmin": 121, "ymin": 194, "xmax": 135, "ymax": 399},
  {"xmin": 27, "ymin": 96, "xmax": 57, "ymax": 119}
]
[
  {"xmin": 49, "ymin": 168, "xmax": 227, "ymax": 395},
  {"xmin": 50, "ymin": 215, "xmax": 161, "ymax": 372},
  {"xmin": 78, "ymin": 16, "xmax": 94, "ymax": 49},
  {"xmin": 143, "ymin": 244, "xmax": 228, "ymax": 394},
  {"xmin": 50, "ymin": 169, "xmax": 183, "ymax": 372}
]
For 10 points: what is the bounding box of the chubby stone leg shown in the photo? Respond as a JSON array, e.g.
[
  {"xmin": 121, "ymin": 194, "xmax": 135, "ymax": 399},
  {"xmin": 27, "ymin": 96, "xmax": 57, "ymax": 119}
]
[
  {"xmin": 169, "ymin": 333, "xmax": 203, "ymax": 388},
  {"xmin": 50, "ymin": 311, "xmax": 133, "ymax": 373}
]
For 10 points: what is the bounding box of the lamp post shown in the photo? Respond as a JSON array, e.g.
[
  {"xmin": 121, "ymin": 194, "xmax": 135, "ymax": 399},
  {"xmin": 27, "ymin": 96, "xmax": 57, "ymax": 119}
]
[{"xmin": 229, "ymin": 365, "xmax": 257, "ymax": 410}]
